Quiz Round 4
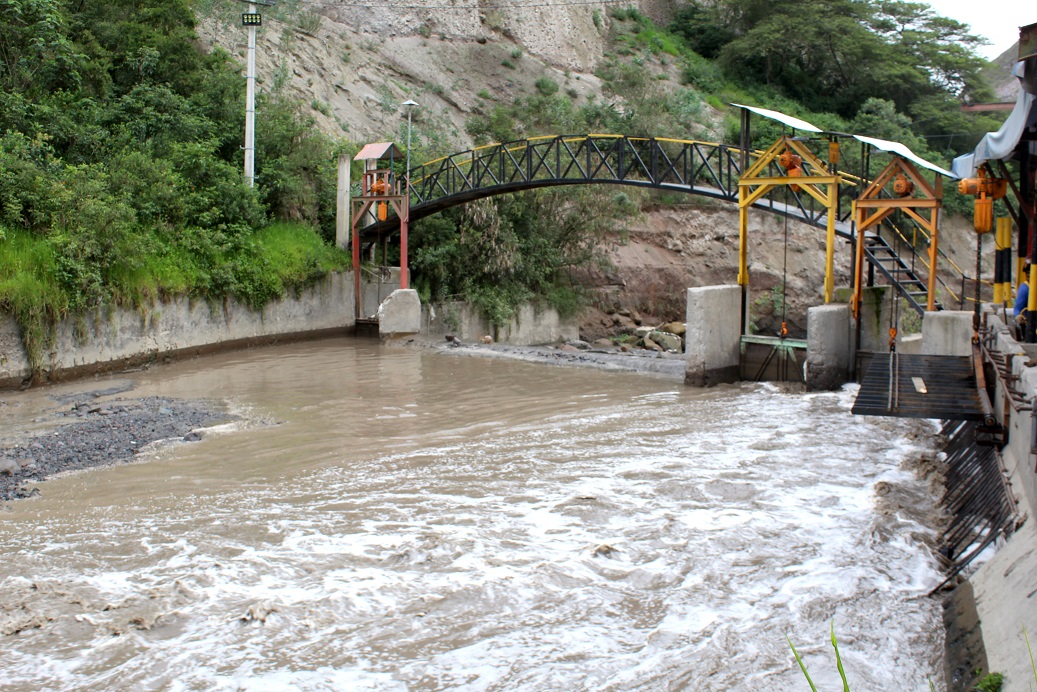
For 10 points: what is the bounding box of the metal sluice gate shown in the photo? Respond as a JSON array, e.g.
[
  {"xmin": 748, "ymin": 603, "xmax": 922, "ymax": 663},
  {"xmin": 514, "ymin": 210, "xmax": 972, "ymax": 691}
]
[
  {"xmin": 739, "ymin": 335, "xmax": 806, "ymax": 383},
  {"xmin": 852, "ymin": 352, "xmax": 1020, "ymax": 585},
  {"xmin": 852, "ymin": 354, "xmax": 988, "ymax": 421}
]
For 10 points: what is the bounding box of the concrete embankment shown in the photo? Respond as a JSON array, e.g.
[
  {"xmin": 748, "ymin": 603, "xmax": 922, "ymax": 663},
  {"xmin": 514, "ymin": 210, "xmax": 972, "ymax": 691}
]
[
  {"xmin": 0, "ymin": 272, "xmax": 357, "ymax": 388},
  {"xmin": 0, "ymin": 272, "xmax": 582, "ymax": 388},
  {"xmin": 958, "ymin": 308, "xmax": 1037, "ymax": 692}
]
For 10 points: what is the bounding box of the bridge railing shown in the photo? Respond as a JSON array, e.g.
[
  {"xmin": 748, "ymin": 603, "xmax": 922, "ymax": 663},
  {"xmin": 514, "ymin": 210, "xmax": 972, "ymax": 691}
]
[
  {"xmin": 368, "ymin": 134, "xmax": 978, "ymax": 313},
  {"xmin": 409, "ymin": 135, "xmax": 739, "ymax": 205},
  {"xmin": 404, "ymin": 135, "xmax": 862, "ymax": 238}
]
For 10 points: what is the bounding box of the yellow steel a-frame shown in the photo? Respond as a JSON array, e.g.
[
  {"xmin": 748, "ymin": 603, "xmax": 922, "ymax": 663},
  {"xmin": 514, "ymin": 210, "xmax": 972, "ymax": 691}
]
[
  {"xmin": 737, "ymin": 136, "xmax": 842, "ymax": 324},
  {"xmin": 850, "ymin": 155, "xmax": 943, "ymax": 318}
]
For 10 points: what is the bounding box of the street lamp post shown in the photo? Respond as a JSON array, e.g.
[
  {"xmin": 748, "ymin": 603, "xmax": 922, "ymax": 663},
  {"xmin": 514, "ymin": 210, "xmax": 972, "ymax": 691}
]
[
  {"xmin": 239, "ymin": 0, "xmax": 272, "ymax": 187},
  {"xmin": 402, "ymin": 100, "xmax": 419, "ymax": 191}
]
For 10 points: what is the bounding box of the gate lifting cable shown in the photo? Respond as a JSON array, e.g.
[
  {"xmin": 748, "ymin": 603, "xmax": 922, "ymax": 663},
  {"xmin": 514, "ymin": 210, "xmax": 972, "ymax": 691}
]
[
  {"xmin": 887, "ymin": 226, "xmax": 900, "ymax": 411},
  {"xmin": 780, "ymin": 180, "xmax": 790, "ymax": 340}
]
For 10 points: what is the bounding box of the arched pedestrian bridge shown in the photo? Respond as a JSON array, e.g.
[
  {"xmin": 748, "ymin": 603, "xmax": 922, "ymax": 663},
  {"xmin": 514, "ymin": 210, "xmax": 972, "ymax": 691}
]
[
  {"xmin": 364, "ymin": 134, "xmax": 856, "ymax": 239},
  {"xmin": 359, "ymin": 133, "xmax": 970, "ymax": 316}
]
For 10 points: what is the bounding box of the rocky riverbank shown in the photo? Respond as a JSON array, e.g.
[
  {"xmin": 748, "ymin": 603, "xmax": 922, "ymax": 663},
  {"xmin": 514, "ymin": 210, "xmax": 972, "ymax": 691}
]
[{"xmin": 0, "ymin": 384, "xmax": 231, "ymax": 503}]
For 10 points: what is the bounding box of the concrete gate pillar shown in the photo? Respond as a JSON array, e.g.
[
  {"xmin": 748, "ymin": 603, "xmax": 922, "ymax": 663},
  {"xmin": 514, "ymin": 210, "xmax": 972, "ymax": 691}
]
[
  {"xmin": 684, "ymin": 285, "xmax": 741, "ymax": 387},
  {"xmin": 922, "ymin": 310, "xmax": 973, "ymax": 356},
  {"xmin": 378, "ymin": 289, "xmax": 421, "ymax": 338},
  {"xmin": 805, "ymin": 304, "xmax": 851, "ymax": 390}
]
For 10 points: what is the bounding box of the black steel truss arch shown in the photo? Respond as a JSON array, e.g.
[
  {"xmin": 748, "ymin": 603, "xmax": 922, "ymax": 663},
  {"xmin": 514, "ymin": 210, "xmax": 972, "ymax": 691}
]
[
  {"xmin": 361, "ymin": 134, "xmax": 859, "ymax": 239},
  {"xmin": 358, "ymin": 133, "xmax": 976, "ymax": 316}
]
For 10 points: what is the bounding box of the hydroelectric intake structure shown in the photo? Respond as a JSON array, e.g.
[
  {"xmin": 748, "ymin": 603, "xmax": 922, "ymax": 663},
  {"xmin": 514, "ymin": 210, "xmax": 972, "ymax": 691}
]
[{"xmin": 338, "ymin": 32, "xmax": 1037, "ymax": 688}]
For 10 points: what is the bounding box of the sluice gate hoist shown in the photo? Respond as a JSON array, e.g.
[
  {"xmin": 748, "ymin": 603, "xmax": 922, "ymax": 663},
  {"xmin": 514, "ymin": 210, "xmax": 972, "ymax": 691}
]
[{"xmin": 349, "ymin": 142, "xmax": 410, "ymax": 328}]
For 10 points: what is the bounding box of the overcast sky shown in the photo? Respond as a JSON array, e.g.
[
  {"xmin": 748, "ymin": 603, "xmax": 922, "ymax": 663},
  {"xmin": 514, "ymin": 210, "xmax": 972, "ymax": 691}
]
[{"xmin": 924, "ymin": 0, "xmax": 1032, "ymax": 60}]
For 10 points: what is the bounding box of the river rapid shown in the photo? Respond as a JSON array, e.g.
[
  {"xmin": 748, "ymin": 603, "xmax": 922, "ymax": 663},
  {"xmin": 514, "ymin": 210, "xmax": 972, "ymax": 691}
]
[{"xmin": 0, "ymin": 338, "xmax": 946, "ymax": 691}]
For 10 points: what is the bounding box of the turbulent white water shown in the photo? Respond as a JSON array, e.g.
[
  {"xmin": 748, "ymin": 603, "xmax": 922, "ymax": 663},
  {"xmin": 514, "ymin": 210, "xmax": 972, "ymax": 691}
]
[{"xmin": 0, "ymin": 340, "xmax": 945, "ymax": 690}]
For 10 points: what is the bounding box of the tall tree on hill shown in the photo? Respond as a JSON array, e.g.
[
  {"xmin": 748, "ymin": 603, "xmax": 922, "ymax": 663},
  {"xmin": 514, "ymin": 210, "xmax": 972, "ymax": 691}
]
[{"xmin": 672, "ymin": 0, "xmax": 993, "ymax": 127}]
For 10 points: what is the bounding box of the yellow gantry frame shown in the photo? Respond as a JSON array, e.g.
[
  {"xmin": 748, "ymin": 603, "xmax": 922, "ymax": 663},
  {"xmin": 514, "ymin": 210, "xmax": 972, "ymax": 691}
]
[
  {"xmin": 738, "ymin": 136, "xmax": 842, "ymax": 307},
  {"xmin": 850, "ymin": 156, "xmax": 942, "ymax": 318}
]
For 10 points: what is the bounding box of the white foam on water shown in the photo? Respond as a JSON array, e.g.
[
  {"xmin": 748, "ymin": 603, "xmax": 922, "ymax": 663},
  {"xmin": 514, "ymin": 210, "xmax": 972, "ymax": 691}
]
[{"xmin": 0, "ymin": 371, "xmax": 947, "ymax": 691}]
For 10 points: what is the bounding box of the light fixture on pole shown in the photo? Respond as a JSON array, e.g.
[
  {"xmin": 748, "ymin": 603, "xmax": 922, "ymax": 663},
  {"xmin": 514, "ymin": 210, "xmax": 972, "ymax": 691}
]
[
  {"xmin": 402, "ymin": 100, "xmax": 419, "ymax": 190},
  {"xmin": 238, "ymin": 0, "xmax": 274, "ymax": 188}
]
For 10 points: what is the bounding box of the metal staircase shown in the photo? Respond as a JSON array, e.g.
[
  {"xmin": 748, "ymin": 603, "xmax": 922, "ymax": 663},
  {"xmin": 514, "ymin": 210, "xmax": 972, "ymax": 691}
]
[{"xmin": 861, "ymin": 232, "xmax": 943, "ymax": 314}]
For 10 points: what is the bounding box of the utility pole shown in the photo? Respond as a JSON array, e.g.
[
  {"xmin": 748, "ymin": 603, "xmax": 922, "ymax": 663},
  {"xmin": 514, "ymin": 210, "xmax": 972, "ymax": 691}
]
[
  {"xmin": 245, "ymin": 3, "xmax": 256, "ymax": 187},
  {"xmin": 239, "ymin": 1, "xmax": 270, "ymax": 187},
  {"xmin": 403, "ymin": 100, "xmax": 419, "ymax": 188}
]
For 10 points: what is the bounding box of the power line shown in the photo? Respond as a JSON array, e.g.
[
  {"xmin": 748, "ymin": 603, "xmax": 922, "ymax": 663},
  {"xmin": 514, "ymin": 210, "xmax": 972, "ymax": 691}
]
[{"xmin": 920, "ymin": 132, "xmax": 996, "ymax": 139}]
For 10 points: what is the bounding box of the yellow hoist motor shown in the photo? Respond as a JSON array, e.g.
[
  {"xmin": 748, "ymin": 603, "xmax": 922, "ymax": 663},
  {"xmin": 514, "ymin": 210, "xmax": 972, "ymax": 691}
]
[
  {"xmin": 957, "ymin": 168, "xmax": 1008, "ymax": 233},
  {"xmin": 778, "ymin": 149, "xmax": 803, "ymax": 192}
]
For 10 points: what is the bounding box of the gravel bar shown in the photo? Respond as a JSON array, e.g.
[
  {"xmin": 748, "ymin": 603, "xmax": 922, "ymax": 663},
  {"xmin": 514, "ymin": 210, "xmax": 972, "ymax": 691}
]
[{"xmin": 1, "ymin": 392, "xmax": 231, "ymax": 502}]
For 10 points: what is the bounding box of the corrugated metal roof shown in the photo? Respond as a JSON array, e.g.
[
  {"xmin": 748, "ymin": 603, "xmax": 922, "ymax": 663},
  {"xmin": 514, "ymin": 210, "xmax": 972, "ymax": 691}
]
[
  {"xmin": 730, "ymin": 103, "xmax": 823, "ymax": 133},
  {"xmin": 354, "ymin": 142, "xmax": 403, "ymax": 161}
]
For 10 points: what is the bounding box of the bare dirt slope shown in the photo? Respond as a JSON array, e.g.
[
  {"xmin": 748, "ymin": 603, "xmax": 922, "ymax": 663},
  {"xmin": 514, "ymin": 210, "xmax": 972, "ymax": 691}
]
[
  {"xmin": 197, "ymin": 3, "xmax": 654, "ymax": 151},
  {"xmin": 580, "ymin": 204, "xmax": 990, "ymax": 339},
  {"xmin": 578, "ymin": 200, "xmax": 851, "ymax": 340}
]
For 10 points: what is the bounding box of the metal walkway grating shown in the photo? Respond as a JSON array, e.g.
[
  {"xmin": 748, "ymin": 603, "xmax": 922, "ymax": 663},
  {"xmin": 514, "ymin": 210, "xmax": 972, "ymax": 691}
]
[{"xmin": 852, "ymin": 353, "xmax": 986, "ymax": 421}]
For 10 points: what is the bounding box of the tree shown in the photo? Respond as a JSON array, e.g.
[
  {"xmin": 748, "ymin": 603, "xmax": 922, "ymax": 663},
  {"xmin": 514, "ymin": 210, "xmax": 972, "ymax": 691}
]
[
  {"xmin": 0, "ymin": 0, "xmax": 82, "ymax": 97},
  {"xmin": 675, "ymin": 0, "xmax": 994, "ymax": 127}
]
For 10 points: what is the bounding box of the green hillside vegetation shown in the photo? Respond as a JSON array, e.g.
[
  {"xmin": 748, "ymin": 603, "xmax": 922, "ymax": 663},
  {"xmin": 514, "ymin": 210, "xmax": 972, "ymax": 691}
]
[
  {"xmin": 0, "ymin": 0, "xmax": 347, "ymax": 374},
  {"xmin": 0, "ymin": 0, "xmax": 1007, "ymax": 375}
]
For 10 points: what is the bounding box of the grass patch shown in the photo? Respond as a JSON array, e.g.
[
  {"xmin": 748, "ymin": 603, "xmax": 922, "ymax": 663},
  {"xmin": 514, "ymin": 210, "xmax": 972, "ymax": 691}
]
[
  {"xmin": 252, "ymin": 222, "xmax": 349, "ymax": 292},
  {"xmin": 0, "ymin": 223, "xmax": 348, "ymax": 379},
  {"xmin": 0, "ymin": 228, "xmax": 69, "ymax": 373}
]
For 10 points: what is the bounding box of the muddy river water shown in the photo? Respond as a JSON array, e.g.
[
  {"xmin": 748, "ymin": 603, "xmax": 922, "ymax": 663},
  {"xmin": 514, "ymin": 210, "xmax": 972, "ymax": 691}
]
[{"xmin": 0, "ymin": 338, "xmax": 946, "ymax": 690}]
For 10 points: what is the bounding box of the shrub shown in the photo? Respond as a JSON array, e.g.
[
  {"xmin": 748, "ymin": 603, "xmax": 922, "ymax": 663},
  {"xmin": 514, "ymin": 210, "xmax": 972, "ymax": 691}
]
[
  {"xmin": 296, "ymin": 11, "xmax": 322, "ymax": 37},
  {"xmin": 535, "ymin": 77, "xmax": 559, "ymax": 97}
]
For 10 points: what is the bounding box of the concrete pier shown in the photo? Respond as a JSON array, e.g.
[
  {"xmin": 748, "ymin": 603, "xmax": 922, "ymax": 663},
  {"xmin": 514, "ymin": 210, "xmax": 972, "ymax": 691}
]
[
  {"xmin": 805, "ymin": 303, "xmax": 851, "ymax": 390},
  {"xmin": 377, "ymin": 289, "xmax": 421, "ymax": 338},
  {"xmin": 684, "ymin": 285, "xmax": 741, "ymax": 387},
  {"xmin": 922, "ymin": 311, "xmax": 973, "ymax": 356}
]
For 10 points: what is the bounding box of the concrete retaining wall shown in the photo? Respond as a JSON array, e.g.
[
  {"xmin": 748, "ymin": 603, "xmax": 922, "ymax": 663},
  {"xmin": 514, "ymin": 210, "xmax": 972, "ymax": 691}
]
[
  {"xmin": 421, "ymin": 301, "xmax": 578, "ymax": 345},
  {"xmin": 852, "ymin": 286, "xmax": 926, "ymax": 353},
  {"xmin": 959, "ymin": 308, "xmax": 1037, "ymax": 691},
  {"xmin": 0, "ymin": 272, "xmax": 356, "ymax": 387},
  {"xmin": 0, "ymin": 279, "xmax": 586, "ymax": 387}
]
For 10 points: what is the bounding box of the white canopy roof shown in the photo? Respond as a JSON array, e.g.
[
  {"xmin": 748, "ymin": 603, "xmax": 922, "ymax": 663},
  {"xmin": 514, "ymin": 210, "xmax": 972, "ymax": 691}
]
[
  {"xmin": 733, "ymin": 103, "xmax": 957, "ymax": 178},
  {"xmin": 730, "ymin": 103, "xmax": 823, "ymax": 133},
  {"xmin": 853, "ymin": 135, "xmax": 954, "ymax": 178}
]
